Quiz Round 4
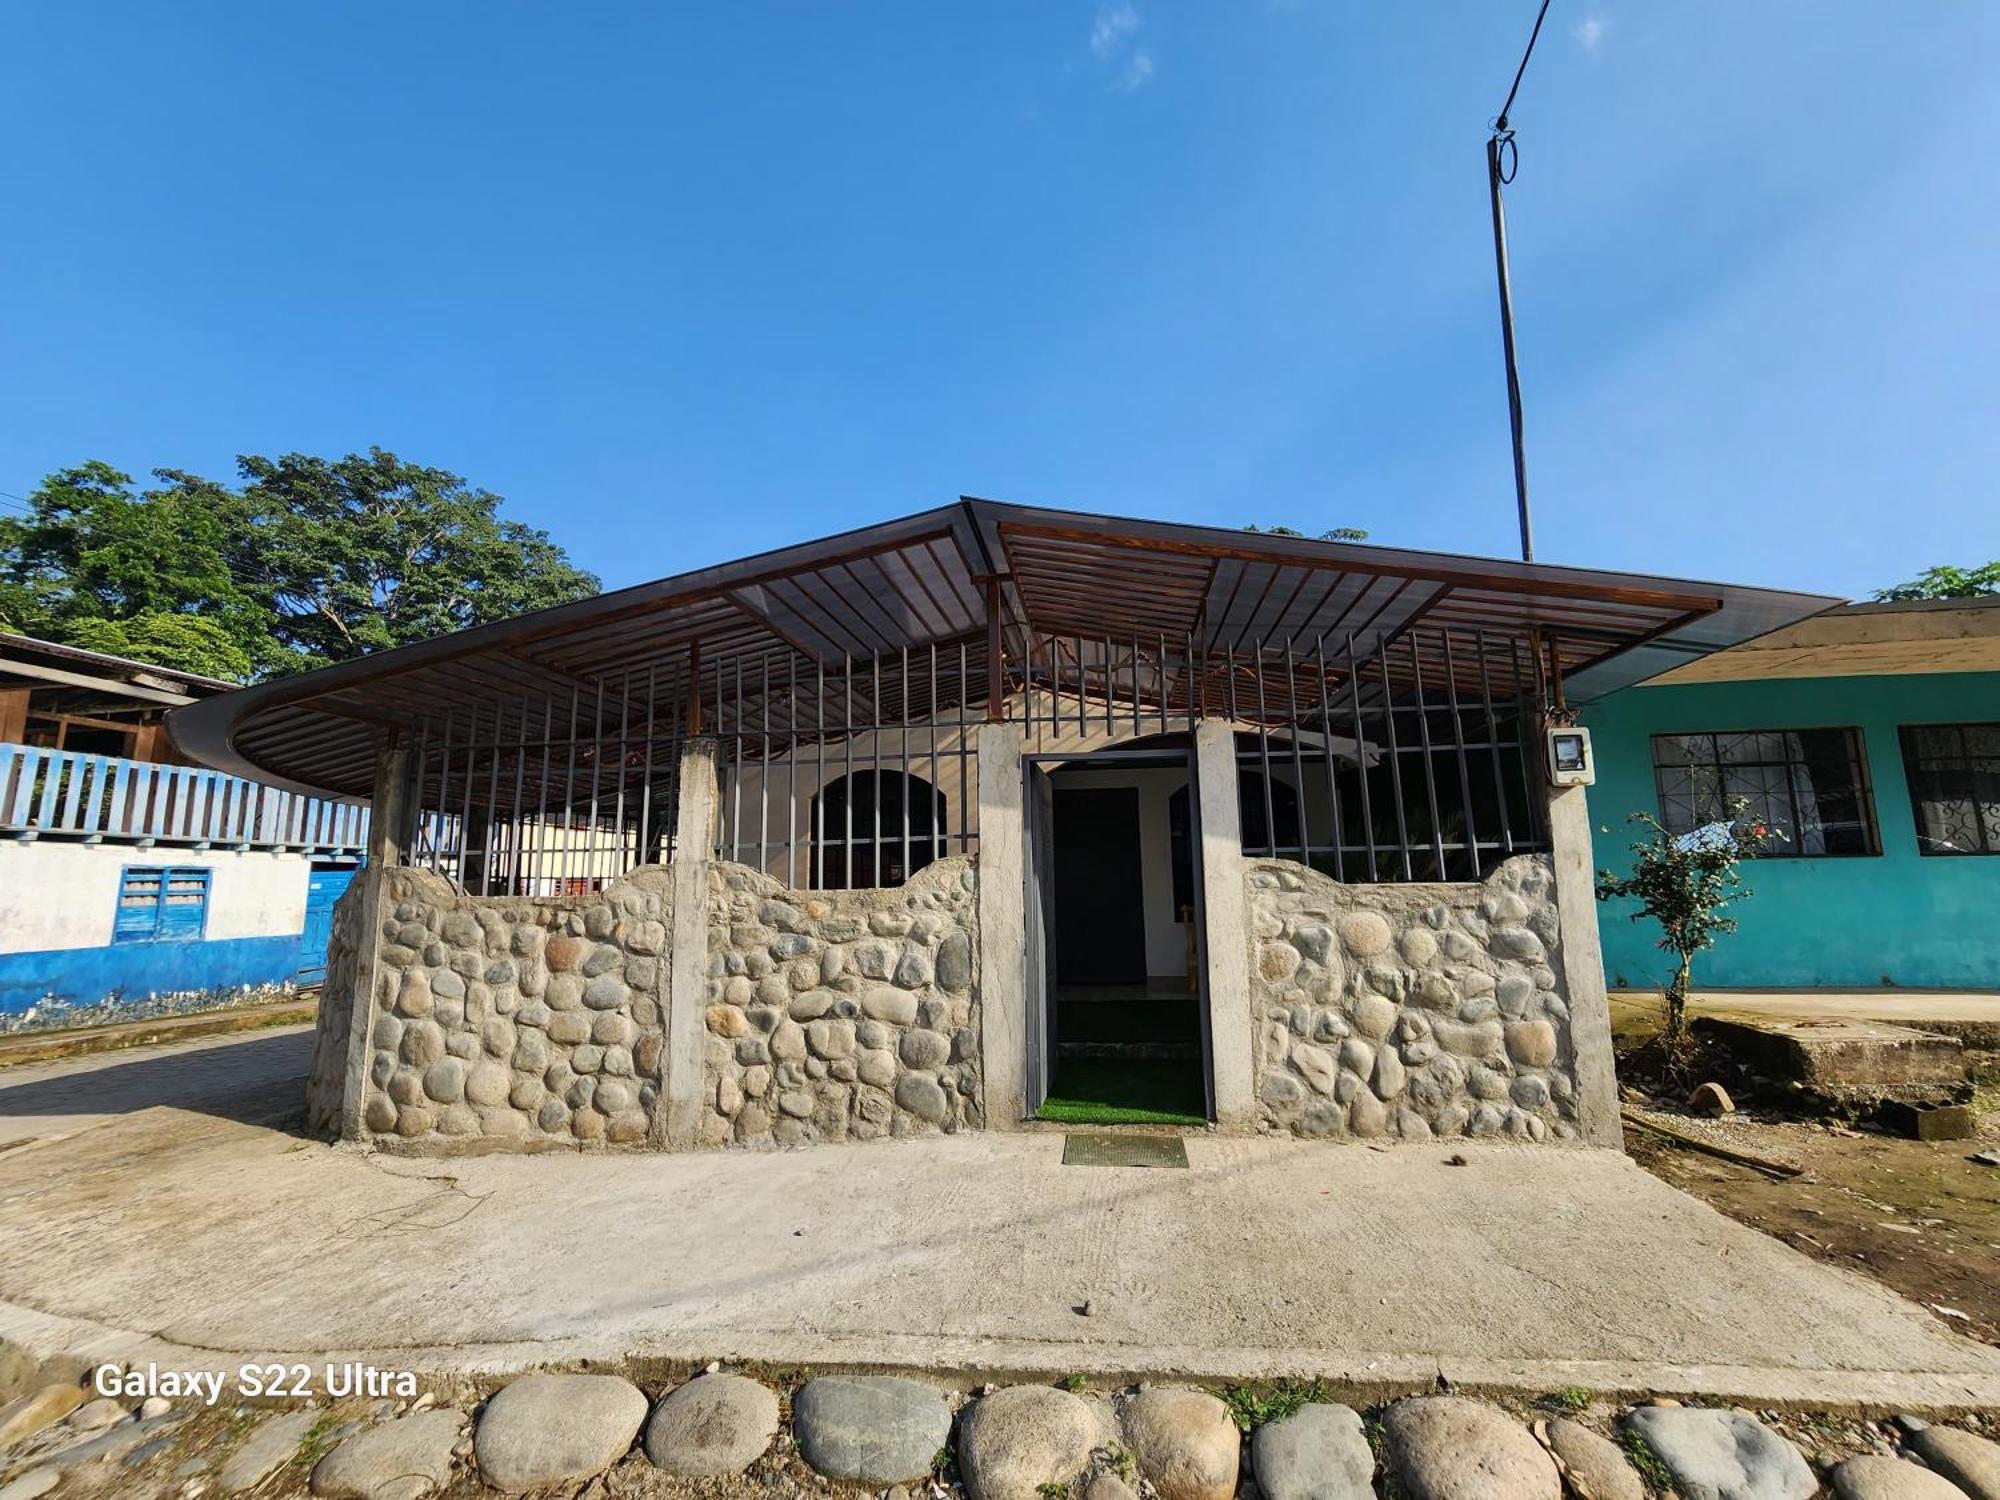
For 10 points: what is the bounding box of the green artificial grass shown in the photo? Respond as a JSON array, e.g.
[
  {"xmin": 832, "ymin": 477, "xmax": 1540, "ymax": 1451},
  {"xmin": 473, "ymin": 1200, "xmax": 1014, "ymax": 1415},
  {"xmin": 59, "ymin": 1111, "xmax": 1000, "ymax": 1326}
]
[{"xmin": 1037, "ymin": 1057, "xmax": 1208, "ymax": 1126}]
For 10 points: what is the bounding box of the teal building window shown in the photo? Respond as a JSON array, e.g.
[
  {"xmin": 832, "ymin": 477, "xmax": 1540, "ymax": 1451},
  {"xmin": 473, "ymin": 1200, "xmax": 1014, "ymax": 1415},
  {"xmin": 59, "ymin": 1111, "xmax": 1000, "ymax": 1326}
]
[
  {"xmin": 1650, "ymin": 729, "xmax": 1878, "ymax": 857},
  {"xmin": 1899, "ymin": 723, "xmax": 2000, "ymax": 856}
]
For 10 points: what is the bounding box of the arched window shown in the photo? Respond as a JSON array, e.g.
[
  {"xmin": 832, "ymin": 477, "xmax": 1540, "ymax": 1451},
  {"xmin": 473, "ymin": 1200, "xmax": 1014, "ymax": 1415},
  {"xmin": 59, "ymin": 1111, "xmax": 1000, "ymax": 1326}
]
[{"xmin": 811, "ymin": 770, "xmax": 947, "ymax": 890}]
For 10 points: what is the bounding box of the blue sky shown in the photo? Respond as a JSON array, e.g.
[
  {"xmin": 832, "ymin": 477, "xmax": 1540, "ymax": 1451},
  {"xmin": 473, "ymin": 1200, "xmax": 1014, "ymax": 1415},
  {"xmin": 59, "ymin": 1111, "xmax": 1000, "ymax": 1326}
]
[{"xmin": 2, "ymin": 3, "xmax": 1993, "ymax": 599}]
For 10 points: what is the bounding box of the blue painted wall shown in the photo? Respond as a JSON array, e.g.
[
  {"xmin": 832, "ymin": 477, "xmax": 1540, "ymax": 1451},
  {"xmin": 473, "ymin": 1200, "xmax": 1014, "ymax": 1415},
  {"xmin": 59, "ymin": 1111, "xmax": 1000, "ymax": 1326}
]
[
  {"xmin": 1581, "ymin": 671, "xmax": 2000, "ymax": 991},
  {"xmin": 0, "ymin": 933, "xmax": 313, "ymax": 1015}
]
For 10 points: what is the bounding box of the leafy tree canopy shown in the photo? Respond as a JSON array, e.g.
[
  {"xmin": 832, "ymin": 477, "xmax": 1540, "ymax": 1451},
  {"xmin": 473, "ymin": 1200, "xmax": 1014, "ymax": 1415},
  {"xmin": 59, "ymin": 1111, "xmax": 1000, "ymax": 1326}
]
[
  {"xmin": 1873, "ymin": 561, "xmax": 2000, "ymax": 602},
  {"xmin": 1245, "ymin": 523, "xmax": 1370, "ymax": 542},
  {"xmin": 0, "ymin": 449, "xmax": 600, "ymax": 681}
]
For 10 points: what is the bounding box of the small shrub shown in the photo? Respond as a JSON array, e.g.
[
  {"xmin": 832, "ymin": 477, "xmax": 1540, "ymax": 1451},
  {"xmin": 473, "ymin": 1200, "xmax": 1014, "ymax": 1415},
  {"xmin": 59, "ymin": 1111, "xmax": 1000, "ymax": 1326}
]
[
  {"xmin": 1618, "ymin": 1427, "xmax": 1674, "ymax": 1492},
  {"xmin": 1535, "ymin": 1385, "xmax": 1591, "ymax": 1414},
  {"xmin": 1056, "ymin": 1373, "xmax": 1088, "ymax": 1392},
  {"xmin": 1223, "ymin": 1378, "xmax": 1331, "ymax": 1432}
]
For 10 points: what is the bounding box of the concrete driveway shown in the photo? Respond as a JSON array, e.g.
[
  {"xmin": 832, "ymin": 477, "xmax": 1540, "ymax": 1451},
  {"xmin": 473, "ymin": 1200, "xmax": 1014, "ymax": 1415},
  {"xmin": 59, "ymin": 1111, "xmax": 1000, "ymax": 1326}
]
[{"xmin": 0, "ymin": 1042, "xmax": 1995, "ymax": 1409}]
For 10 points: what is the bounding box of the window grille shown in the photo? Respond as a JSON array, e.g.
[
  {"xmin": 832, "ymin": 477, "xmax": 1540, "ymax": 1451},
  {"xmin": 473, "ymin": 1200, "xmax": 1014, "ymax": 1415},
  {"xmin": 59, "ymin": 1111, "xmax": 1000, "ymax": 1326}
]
[
  {"xmin": 1651, "ymin": 729, "xmax": 1878, "ymax": 857},
  {"xmin": 1899, "ymin": 723, "xmax": 2000, "ymax": 856}
]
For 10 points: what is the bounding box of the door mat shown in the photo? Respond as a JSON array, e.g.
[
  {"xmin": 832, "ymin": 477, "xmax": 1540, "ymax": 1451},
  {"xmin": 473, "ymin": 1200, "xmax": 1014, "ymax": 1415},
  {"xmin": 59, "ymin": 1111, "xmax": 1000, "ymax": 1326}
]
[{"xmin": 1061, "ymin": 1133, "xmax": 1189, "ymax": 1168}]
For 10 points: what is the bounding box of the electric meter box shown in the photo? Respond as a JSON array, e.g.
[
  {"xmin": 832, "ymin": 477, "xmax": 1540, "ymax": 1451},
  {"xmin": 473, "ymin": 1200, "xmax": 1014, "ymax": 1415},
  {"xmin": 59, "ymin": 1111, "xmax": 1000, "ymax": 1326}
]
[{"xmin": 1546, "ymin": 725, "xmax": 1595, "ymax": 787}]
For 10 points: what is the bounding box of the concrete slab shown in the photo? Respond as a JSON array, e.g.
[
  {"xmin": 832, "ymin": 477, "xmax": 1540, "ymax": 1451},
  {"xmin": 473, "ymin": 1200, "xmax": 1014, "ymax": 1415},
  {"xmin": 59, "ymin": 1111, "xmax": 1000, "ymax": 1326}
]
[
  {"xmin": 1694, "ymin": 1015, "xmax": 1968, "ymax": 1103},
  {"xmin": 0, "ymin": 1099, "xmax": 1996, "ymax": 1409},
  {"xmin": 1612, "ymin": 989, "xmax": 2000, "ymax": 1050}
]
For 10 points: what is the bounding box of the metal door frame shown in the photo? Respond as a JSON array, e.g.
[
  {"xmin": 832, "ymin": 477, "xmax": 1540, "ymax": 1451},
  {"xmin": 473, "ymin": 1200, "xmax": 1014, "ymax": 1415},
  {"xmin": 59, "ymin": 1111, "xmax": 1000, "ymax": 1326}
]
[{"xmin": 1021, "ymin": 746, "xmax": 1212, "ymax": 1122}]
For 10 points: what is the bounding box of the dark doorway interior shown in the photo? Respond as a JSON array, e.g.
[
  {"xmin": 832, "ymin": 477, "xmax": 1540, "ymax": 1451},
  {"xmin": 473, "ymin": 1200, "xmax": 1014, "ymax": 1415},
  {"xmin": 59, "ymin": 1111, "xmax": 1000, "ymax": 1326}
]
[
  {"xmin": 1052, "ymin": 787, "xmax": 1146, "ymax": 984},
  {"xmin": 1039, "ymin": 774, "xmax": 1207, "ymax": 1126}
]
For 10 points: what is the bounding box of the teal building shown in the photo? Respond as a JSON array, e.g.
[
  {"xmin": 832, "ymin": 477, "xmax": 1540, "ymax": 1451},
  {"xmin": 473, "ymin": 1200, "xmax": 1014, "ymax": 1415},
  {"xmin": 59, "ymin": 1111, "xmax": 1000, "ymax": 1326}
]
[{"xmin": 1581, "ymin": 599, "xmax": 1999, "ymax": 992}]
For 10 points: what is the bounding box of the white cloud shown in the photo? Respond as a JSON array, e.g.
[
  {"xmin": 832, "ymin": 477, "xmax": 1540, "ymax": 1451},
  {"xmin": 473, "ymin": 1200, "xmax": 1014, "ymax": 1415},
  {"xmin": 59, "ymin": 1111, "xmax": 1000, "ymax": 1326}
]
[
  {"xmin": 1115, "ymin": 49, "xmax": 1155, "ymax": 91},
  {"xmin": 1091, "ymin": 0, "xmax": 1141, "ymax": 58},
  {"xmin": 1572, "ymin": 14, "xmax": 1608, "ymax": 53}
]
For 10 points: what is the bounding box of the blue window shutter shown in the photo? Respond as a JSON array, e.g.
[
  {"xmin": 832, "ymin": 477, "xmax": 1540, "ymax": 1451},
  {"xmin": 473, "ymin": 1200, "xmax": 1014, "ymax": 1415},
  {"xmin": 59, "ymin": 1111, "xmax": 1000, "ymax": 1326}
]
[
  {"xmin": 158, "ymin": 867, "xmax": 211, "ymax": 941},
  {"xmin": 113, "ymin": 867, "xmax": 165, "ymax": 943}
]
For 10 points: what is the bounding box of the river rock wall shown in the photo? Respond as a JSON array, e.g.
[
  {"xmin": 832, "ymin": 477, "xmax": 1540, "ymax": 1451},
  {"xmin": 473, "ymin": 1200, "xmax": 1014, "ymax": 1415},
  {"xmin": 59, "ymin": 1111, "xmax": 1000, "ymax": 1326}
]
[
  {"xmin": 353, "ymin": 866, "xmax": 672, "ymax": 1147},
  {"xmin": 1246, "ymin": 855, "xmax": 1580, "ymax": 1143},
  {"xmin": 700, "ymin": 857, "xmax": 980, "ymax": 1148}
]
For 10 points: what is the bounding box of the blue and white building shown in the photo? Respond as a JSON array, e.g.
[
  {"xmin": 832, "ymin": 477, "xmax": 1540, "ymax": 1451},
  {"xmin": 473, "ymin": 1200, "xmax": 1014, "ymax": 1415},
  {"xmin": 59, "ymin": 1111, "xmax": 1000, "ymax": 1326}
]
[{"xmin": 0, "ymin": 634, "xmax": 366, "ymax": 1024}]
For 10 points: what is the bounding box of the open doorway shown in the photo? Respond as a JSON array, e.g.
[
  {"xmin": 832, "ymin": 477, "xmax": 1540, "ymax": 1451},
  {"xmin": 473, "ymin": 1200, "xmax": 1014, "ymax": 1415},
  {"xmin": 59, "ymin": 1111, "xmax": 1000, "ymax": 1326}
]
[{"xmin": 1030, "ymin": 754, "xmax": 1209, "ymax": 1126}]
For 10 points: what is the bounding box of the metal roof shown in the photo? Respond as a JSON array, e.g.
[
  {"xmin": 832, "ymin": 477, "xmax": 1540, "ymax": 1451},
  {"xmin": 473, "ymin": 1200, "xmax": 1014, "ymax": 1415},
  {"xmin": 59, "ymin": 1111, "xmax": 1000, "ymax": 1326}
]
[{"xmin": 168, "ymin": 498, "xmax": 1842, "ymax": 799}]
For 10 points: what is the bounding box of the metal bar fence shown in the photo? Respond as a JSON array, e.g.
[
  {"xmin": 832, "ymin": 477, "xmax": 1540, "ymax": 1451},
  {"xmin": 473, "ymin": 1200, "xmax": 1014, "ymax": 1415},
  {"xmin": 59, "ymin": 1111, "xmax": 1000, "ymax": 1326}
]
[{"xmin": 392, "ymin": 623, "xmax": 1547, "ymax": 896}]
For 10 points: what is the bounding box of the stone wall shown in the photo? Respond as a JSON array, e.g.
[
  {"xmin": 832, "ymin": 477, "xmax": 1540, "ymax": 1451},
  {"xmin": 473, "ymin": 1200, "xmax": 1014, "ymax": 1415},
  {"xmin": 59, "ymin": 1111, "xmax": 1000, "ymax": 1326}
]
[
  {"xmin": 700, "ymin": 857, "xmax": 980, "ymax": 1149},
  {"xmin": 352, "ymin": 866, "xmax": 673, "ymax": 1147},
  {"xmin": 1246, "ymin": 855, "xmax": 1581, "ymax": 1143}
]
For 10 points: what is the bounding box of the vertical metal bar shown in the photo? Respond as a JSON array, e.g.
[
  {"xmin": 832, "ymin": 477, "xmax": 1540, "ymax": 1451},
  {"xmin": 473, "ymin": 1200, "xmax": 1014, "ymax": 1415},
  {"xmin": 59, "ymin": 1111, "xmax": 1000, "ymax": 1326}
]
[
  {"xmin": 759, "ymin": 653, "xmax": 771, "ymax": 876},
  {"xmin": 1314, "ymin": 635, "xmax": 1344, "ymax": 876},
  {"xmin": 1512, "ymin": 637, "xmax": 1543, "ymax": 844},
  {"xmin": 1102, "ymin": 634, "xmax": 1113, "ymax": 737},
  {"xmin": 1441, "ymin": 632, "xmax": 1481, "ymax": 878},
  {"xmin": 1474, "ymin": 631, "xmax": 1514, "ymax": 855},
  {"xmin": 815, "ymin": 656, "xmax": 827, "ymax": 888},
  {"xmin": 561, "ymin": 687, "xmax": 579, "ymax": 893},
  {"xmin": 537, "ymin": 692, "xmax": 555, "ymax": 895},
  {"xmin": 1186, "ymin": 631, "xmax": 1198, "ymax": 730},
  {"xmin": 435, "ymin": 708, "xmax": 455, "ymax": 878},
  {"xmin": 729, "ymin": 654, "xmax": 743, "ymax": 864},
  {"xmin": 639, "ymin": 668, "xmax": 658, "ymax": 870},
  {"xmin": 985, "ymin": 576, "xmax": 1004, "ymax": 723},
  {"xmin": 1346, "ymin": 633, "xmax": 1379, "ymax": 881},
  {"xmin": 929, "ymin": 643, "xmax": 941, "ymax": 869},
  {"xmin": 1253, "ymin": 640, "xmax": 1276, "ymax": 857},
  {"xmin": 1377, "ymin": 634, "xmax": 1413, "ymax": 880},
  {"xmin": 1130, "ymin": 632, "xmax": 1141, "ymax": 738},
  {"xmin": 900, "ymin": 646, "xmax": 911, "ymax": 885},
  {"xmin": 843, "ymin": 654, "xmax": 854, "ymax": 889},
  {"xmin": 482, "ymin": 699, "xmax": 503, "ymax": 895},
  {"xmin": 1409, "ymin": 633, "xmax": 1447, "ymax": 881},
  {"xmin": 1157, "ymin": 632, "xmax": 1170, "ymax": 737},
  {"xmin": 957, "ymin": 640, "xmax": 970, "ymax": 856},
  {"xmin": 786, "ymin": 652, "xmax": 798, "ymax": 887},
  {"xmin": 614, "ymin": 670, "xmax": 634, "ymax": 877},
  {"xmin": 1285, "ymin": 638, "xmax": 1308, "ymax": 859},
  {"xmin": 509, "ymin": 693, "xmax": 529, "ymax": 894},
  {"xmin": 871, "ymin": 651, "xmax": 883, "ymax": 886},
  {"xmin": 459, "ymin": 705, "xmax": 478, "ymax": 886}
]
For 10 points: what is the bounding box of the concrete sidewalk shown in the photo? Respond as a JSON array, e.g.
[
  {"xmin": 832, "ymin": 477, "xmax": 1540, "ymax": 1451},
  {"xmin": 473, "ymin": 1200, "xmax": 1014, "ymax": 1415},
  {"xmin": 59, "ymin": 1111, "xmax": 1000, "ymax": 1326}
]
[
  {"xmin": 0, "ymin": 1101, "xmax": 1996, "ymax": 1408},
  {"xmin": 0, "ymin": 1024, "xmax": 312, "ymax": 1144}
]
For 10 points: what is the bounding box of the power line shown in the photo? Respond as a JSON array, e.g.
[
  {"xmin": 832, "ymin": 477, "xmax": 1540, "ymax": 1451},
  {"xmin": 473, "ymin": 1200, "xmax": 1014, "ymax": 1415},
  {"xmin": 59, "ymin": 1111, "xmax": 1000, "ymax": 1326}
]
[
  {"xmin": 1485, "ymin": 0, "xmax": 1553, "ymax": 564},
  {"xmin": 1494, "ymin": 0, "xmax": 1553, "ymax": 133}
]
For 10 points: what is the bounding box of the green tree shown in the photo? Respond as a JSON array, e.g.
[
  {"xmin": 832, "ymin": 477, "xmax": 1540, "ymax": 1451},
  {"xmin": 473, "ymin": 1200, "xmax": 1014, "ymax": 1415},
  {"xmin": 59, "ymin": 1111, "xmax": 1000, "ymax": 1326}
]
[
  {"xmin": 0, "ymin": 449, "xmax": 601, "ymax": 680},
  {"xmin": 1873, "ymin": 562, "xmax": 2000, "ymax": 601},
  {"xmin": 1245, "ymin": 523, "xmax": 1370, "ymax": 542},
  {"xmin": 237, "ymin": 449, "xmax": 599, "ymax": 669},
  {"xmin": 0, "ymin": 462, "xmax": 274, "ymax": 677},
  {"xmin": 1595, "ymin": 801, "xmax": 1778, "ymax": 1048}
]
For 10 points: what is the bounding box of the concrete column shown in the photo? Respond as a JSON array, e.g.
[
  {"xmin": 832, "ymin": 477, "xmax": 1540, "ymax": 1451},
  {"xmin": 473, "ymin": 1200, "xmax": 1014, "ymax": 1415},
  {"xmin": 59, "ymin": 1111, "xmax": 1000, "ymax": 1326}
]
[
  {"xmin": 340, "ymin": 742, "xmax": 414, "ymax": 1139},
  {"xmin": 1193, "ymin": 720, "xmax": 1255, "ymax": 1129},
  {"xmin": 975, "ymin": 722, "xmax": 1026, "ymax": 1128},
  {"xmin": 660, "ymin": 736, "xmax": 718, "ymax": 1149},
  {"xmin": 1547, "ymin": 781, "xmax": 1621, "ymax": 1148}
]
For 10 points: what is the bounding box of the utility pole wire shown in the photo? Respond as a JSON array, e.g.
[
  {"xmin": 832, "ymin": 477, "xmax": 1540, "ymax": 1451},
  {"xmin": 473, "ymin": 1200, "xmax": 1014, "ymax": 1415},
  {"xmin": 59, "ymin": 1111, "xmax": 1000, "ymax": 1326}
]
[
  {"xmin": 1487, "ymin": 0, "xmax": 1553, "ymax": 564},
  {"xmin": 1496, "ymin": 0, "xmax": 1554, "ymax": 131}
]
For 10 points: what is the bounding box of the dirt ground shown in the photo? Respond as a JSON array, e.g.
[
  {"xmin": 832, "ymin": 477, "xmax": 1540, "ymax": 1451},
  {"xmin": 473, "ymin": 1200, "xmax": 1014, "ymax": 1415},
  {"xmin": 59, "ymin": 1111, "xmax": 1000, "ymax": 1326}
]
[{"xmin": 1618, "ymin": 1014, "xmax": 2000, "ymax": 1352}]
